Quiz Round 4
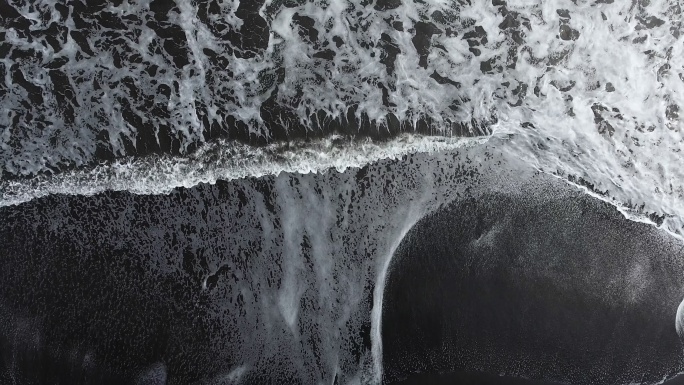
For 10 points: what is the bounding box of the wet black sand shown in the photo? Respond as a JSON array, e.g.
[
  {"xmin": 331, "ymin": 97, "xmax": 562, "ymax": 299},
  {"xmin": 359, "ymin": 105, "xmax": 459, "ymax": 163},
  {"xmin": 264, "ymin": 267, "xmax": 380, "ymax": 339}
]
[
  {"xmin": 382, "ymin": 192, "xmax": 684, "ymax": 385},
  {"xmin": 392, "ymin": 371, "xmax": 564, "ymax": 384},
  {"xmin": 1, "ymin": 172, "xmax": 683, "ymax": 384},
  {"xmin": 393, "ymin": 371, "xmax": 684, "ymax": 385}
]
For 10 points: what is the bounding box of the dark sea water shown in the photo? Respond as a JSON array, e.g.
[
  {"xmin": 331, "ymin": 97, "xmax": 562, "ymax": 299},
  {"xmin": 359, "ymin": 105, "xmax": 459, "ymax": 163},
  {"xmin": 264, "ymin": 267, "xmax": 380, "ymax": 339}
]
[{"xmin": 2, "ymin": 0, "xmax": 684, "ymax": 384}]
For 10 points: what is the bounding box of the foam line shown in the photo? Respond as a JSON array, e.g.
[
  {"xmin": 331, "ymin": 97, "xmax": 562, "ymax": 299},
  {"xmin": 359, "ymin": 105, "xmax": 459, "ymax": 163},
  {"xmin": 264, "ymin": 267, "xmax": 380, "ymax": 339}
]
[{"xmin": 0, "ymin": 134, "xmax": 488, "ymax": 207}]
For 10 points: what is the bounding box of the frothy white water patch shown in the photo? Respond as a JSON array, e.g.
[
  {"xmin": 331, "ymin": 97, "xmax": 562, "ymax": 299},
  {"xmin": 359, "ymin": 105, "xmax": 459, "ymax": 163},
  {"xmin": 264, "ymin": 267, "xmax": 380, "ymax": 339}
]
[
  {"xmin": 3, "ymin": 0, "xmax": 683, "ymax": 240},
  {"xmin": 0, "ymin": 134, "xmax": 487, "ymax": 207},
  {"xmin": 2, "ymin": 0, "xmax": 684, "ymax": 241},
  {"xmin": 476, "ymin": 0, "xmax": 684, "ymax": 237}
]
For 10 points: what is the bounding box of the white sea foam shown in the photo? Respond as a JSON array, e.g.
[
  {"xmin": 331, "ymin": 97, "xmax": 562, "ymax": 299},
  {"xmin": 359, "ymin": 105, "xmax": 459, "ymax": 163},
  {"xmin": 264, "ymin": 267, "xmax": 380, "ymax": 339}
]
[
  {"xmin": 1, "ymin": 0, "xmax": 683, "ymax": 236},
  {"xmin": 0, "ymin": 134, "xmax": 487, "ymax": 207}
]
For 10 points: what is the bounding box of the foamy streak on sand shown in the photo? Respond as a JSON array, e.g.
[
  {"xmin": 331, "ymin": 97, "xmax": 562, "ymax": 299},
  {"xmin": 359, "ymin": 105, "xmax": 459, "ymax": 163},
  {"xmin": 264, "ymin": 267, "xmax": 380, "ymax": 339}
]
[{"xmin": 0, "ymin": 134, "xmax": 487, "ymax": 207}]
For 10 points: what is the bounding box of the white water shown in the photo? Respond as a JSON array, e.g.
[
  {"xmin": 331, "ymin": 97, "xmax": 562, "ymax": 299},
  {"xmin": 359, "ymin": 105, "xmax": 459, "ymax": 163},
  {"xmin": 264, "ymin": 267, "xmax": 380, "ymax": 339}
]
[{"xmin": 2, "ymin": 0, "xmax": 682, "ymax": 235}]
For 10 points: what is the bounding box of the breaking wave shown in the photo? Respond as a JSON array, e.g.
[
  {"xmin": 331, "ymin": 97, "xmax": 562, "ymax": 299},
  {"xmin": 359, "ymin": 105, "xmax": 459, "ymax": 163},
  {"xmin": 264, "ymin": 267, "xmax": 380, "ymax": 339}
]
[
  {"xmin": 0, "ymin": 134, "xmax": 486, "ymax": 207},
  {"xmin": 1, "ymin": 0, "xmax": 683, "ymax": 235}
]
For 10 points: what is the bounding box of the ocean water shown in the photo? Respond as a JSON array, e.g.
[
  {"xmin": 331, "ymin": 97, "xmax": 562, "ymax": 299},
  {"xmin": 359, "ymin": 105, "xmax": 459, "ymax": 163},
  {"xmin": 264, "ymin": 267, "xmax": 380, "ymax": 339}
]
[{"xmin": 1, "ymin": 0, "xmax": 684, "ymax": 384}]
